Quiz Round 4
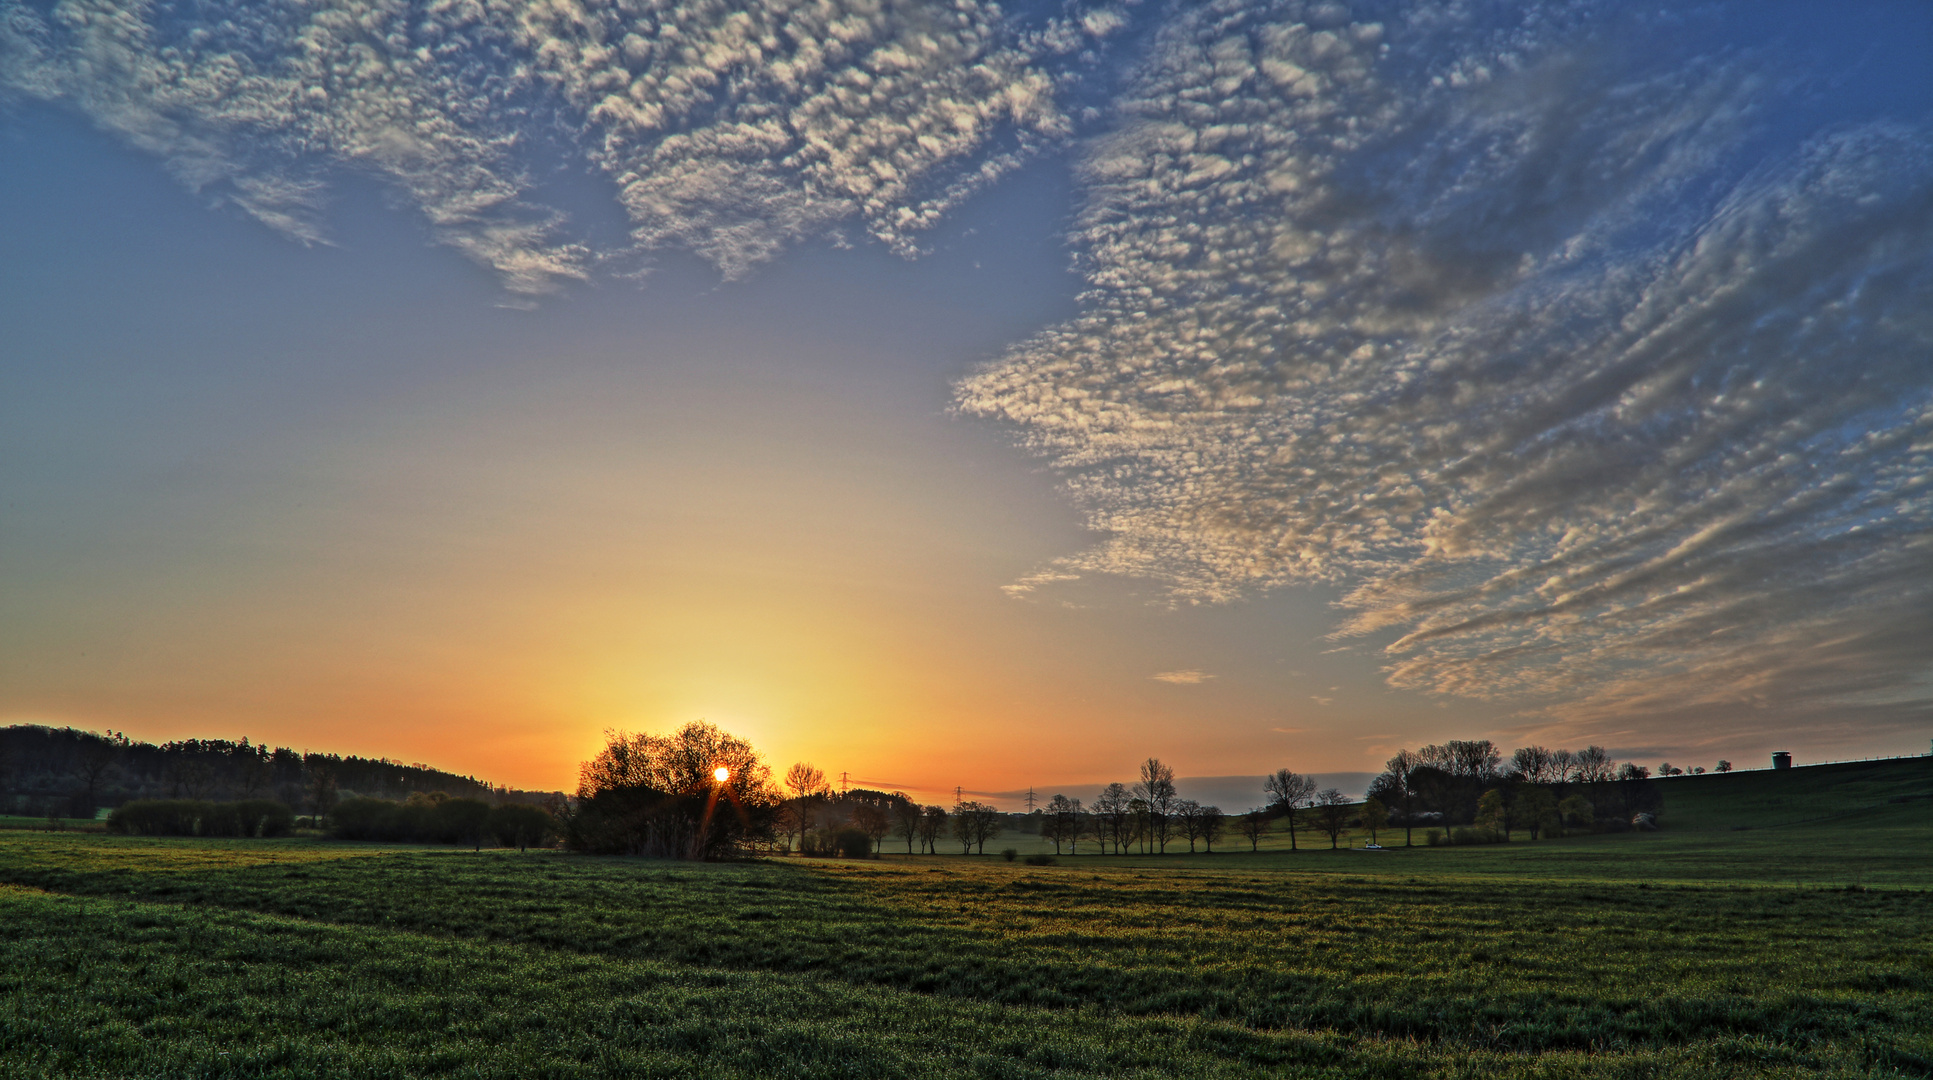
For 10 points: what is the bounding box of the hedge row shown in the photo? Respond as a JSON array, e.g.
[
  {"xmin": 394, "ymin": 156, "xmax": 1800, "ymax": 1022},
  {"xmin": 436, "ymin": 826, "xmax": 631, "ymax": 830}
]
[
  {"xmin": 330, "ymin": 795, "xmax": 555, "ymax": 850},
  {"xmin": 106, "ymin": 799, "xmax": 294, "ymax": 838}
]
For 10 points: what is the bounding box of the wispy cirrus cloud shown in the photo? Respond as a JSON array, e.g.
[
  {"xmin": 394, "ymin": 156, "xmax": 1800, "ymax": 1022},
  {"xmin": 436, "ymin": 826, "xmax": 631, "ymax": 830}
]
[
  {"xmin": 957, "ymin": 0, "xmax": 1933, "ymax": 745},
  {"xmin": 1152, "ymin": 669, "xmax": 1213, "ymax": 684},
  {"xmin": 0, "ymin": 0, "xmax": 1119, "ymax": 291}
]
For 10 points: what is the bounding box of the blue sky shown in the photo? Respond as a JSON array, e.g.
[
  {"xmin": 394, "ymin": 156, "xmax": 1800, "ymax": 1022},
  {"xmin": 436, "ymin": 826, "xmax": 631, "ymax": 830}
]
[{"xmin": 3, "ymin": 0, "xmax": 1930, "ymax": 799}]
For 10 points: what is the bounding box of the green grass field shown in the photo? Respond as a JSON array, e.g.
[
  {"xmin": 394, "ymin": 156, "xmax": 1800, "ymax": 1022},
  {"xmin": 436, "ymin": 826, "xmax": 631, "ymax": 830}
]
[{"xmin": 3, "ymin": 758, "xmax": 1930, "ymax": 1078}]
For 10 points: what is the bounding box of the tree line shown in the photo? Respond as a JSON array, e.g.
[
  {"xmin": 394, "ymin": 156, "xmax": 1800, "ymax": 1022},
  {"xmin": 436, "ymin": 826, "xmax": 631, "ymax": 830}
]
[
  {"xmin": 1363, "ymin": 741, "xmax": 1663, "ymax": 845},
  {"xmin": 737, "ymin": 741, "xmax": 1665, "ymax": 862},
  {"xmin": 0, "ymin": 724, "xmax": 553, "ymax": 821},
  {"xmin": 9, "ymin": 721, "xmax": 1667, "ymax": 861},
  {"xmin": 527, "ymin": 725, "xmax": 1675, "ymax": 861}
]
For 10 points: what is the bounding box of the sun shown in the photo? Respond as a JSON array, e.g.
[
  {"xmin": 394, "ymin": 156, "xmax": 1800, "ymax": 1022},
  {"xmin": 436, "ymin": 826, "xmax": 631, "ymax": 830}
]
[{"xmin": 713, "ymin": 766, "xmax": 731, "ymax": 783}]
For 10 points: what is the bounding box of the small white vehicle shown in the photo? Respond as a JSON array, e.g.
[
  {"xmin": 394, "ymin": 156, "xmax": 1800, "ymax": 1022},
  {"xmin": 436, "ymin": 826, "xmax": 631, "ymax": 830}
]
[{"xmin": 1361, "ymin": 843, "xmax": 1385, "ymax": 850}]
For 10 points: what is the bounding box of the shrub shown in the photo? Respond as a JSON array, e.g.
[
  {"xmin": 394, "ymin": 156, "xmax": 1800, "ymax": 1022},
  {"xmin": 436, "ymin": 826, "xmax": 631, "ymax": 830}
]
[
  {"xmin": 1451, "ymin": 826, "xmax": 1504, "ymax": 845},
  {"xmin": 331, "ymin": 793, "xmax": 494, "ymax": 846},
  {"xmin": 330, "ymin": 796, "xmax": 407, "ymax": 841},
  {"xmin": 489, "ymin": 803, "xmax": 557, "ymax": 851},
  {"xmin": 106, "ymin": 800, "xmax": 198, "ymax": 836},
  {"xmin": 1000, "ymin": 848, "xmax": 1019, "ymax": 862},
  {"xmin": 106, "ymin": 799, "xmax": 292, "ymax": 838},
  {"xmin": 1022, "ymin": 854, "xmax": 1057, "ymax": 866},
  {"xmin": 793, "ymin": 827, "xmax": 874, "ymax": 858},
  {"xmin": 235, "ymin": 799, "xmax": 294, "ymax": 837},
  {"xmin": 429, "ymin": 797, "xmax": 493, "ymax": 848},
  {"xmin": 1424, "ymin": 828, "xmax": 1445, "ymax": 846},
  {"xmin": 833, "ymin": 827, "xmax": 873, "ymax": 858}
]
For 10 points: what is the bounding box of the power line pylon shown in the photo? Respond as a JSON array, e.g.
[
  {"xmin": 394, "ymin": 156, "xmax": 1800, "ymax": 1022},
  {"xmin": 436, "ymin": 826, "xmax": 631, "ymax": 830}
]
[
  {"xmin": 839, "ymin": 770, "xmax": 849, "ymax": 795},
  {"xmin": 1025, "ymin": 787, "xmax": 1037, "ymax": 812}
]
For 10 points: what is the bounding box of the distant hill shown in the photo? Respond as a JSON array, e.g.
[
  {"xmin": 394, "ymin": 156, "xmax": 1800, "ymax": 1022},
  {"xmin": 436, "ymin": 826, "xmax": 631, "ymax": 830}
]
[
  {"xmin": 1655, "ymin": 756, "xmax": 1933, "ymax": 833},
  {"xmin": 0, "ymin": 724, "xmax": 557, "ymax": 818}
]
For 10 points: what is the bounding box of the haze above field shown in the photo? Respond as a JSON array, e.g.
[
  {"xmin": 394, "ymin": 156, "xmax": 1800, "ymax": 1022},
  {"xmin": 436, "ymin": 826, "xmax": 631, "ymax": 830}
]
[{"xmin": 4, "ymin": 0, "xmax": 1931, "ymax": 799}]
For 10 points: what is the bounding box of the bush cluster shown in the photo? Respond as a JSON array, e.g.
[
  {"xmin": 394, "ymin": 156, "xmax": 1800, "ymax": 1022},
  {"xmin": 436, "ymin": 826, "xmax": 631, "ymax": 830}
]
[
  {"xmin": 796, "ymin": 827, "xmax": 874, "ymax": 858},
  {"xmin": 106, "ymin": 799, "xmax": 293, "ymax": 838},
  {"xmin": 331, "ymin": 793, "xmax": 555, "ymax": 850}
]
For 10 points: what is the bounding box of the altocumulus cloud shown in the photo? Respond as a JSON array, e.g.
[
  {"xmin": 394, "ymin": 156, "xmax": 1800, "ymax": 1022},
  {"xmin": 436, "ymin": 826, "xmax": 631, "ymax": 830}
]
[
  {"xmin": 0, "ymin": 0, "xmax": 1119, "ymax": 291},
  {"xmin": 957, "ymin": 0, "xmax": 1933, "ymax": 745}
]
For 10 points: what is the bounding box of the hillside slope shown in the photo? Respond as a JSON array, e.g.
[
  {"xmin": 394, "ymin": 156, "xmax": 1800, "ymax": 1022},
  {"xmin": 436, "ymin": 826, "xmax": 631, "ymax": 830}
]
[{"xmin": 1656, "ymin": 755, "xmax": 1933, "ymax": 832}]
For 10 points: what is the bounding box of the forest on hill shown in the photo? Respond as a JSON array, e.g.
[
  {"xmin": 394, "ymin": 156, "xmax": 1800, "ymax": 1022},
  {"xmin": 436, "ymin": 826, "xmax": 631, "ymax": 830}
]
[{"xmin": 0, "ymin": 724, "xmax": 554, "ymax": 820}]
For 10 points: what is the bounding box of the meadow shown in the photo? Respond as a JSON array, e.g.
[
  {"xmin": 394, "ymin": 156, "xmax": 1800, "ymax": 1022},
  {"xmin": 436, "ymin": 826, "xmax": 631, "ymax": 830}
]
[{"xmin": 1, "ymin": 758, "xmax": 1929, "ymax": 1079}]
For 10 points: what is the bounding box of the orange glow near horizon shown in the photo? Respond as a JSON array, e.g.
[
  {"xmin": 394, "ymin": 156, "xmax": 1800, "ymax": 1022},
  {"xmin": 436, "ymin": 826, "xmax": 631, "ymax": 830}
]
[{"xmin": 2, "ymin": 314, "xmax": 1877, "ymax": 802}]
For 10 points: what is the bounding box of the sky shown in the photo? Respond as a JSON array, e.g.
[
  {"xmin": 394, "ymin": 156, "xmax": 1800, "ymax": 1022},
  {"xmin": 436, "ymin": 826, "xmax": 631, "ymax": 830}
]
[{"xmin": 3, "ymin": 0, "xmax": 1931, "ymax": 808}]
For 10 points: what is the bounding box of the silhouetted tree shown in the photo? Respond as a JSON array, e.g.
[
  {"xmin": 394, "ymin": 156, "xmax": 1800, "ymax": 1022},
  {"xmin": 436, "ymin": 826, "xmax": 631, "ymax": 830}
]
[
  {"xmin": 1044, "ymin": 794, "xmax": 1081, "ymax": 855},
  {"xmin": 306, "ymin": 761, "xmax": 338, "ymax": 827},
  {"xmin": 951, "ymin": 802, "xmax": 977, "ymax": 853},
  {"xmin": 1475, "ymin": 788, "xmax": 1512, "ymax": 840},
  {"xmin": 74, "ymin": 732, "xmax": 123, "ymax": 818},
  {"xmin": 1715, "ymin": 760, "xmax": 1733, "ymax": 774},
  {"xmin": 775, "ymin": 800, "xmax": 809, "ymax": 854},
  {"xmin": 918, "ymin": 805, "xmax": 946, "ymax": 853},
  {"xmin": 568, "ymin": 722, "xmax": 776, "ymax": 859},
  {"xmin": 1358, "ymin": 796, "xmax": 1388, "ymax": 845},
  {"xmin": 1486, "ymin": 781, "xmax": 1526, "ymax": 840},
  {"xmin": 785, "ymin": 763, "xmax": 829, "ymax": 800},
  {"xmin": 1084, "ymin": 804, "xmax": 1109, "ymax": 852},
  {"xmin": 894, "ymin": 800, "xmax": 922, "ymax": 854},
  {"xmin": 1380, "ymin": 750, "xmax": 1418, "ymax": 846},
  {"xmin": 1517, "ymin": 785, "xmax": 1559, "ymax": 839},
  {"xmin": 1408, "ymin": 764, "xmax": 1456, "ymax": 828},
  {"xmin": 852, "ymin": 802, "xmax": 889, "ymax": 852},
  {"xmin": 1511, "ymin": 746, "xmax": 1557, "ymax": 783},
  {"xmin": 1237, "ymin": 809, "xmax": 1270, "ymax": 851},
  {"xmin": 1174, "ymin": 799, "xmax": 1206, "ymax": 852},
  {"xmin": 1093, "ymin": 783, "xmax": 1131, "ymax": 854},
  {"xmin": 952, "ymin": 801, "xmax": 1001, "ymax": 854},
  {"xmin": 1573, "ymin": 745, "xmax": 1614, "ymax": 782},
  {"xmin": 1127, "ymin": 797, "xmax": 1150, "ymax": 854},
  {"xmin": 1200, "ymin": 805, "xmax": 1225, "ymax": 852},
  {"xmin": 1136, "ymin": 758, "xmax": 1177, "ymax": 853},
  {"xmin": 1313, "ymin": 788, "xmax": 1351, "ymax": 849},
  {"xmin": 1449, "ymin": 740, "xmax": 1503, "ymax": 782},
  {"xmin": 233, "ymin": 747, "xmax": 271, "ymax": 800},
  {"xmin": 1265, "ymin": 768, "xmax": 1317, "ymax": 851}
]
